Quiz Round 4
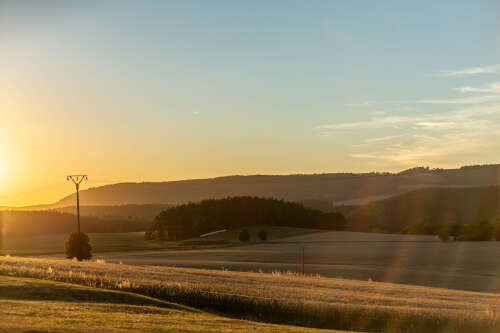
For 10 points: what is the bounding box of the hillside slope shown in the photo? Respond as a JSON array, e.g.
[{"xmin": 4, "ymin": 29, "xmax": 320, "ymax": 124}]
[
  {"xmin": 344, "ymin": 186, "xmax": 500, "ymax": 233},
  {"xmin": 50, "ymin": 164, "xmax": 500, "ymax": 207},
  {"xmin": 0, "ymin": 276, "xmax": 334, "ymax": 332}
]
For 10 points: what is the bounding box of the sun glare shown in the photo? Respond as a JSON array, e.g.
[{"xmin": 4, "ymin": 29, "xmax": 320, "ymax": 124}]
[{"xmin": 0, "ymin": 156, "xmax": 4, "ymax": 180}]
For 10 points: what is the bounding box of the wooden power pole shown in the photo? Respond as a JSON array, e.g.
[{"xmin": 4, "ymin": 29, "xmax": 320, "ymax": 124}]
[
  {"xmin": 67, "ymin": 175, "xmax": 88, "ymax": 233},
  {"xmin": 302, "ymin": 246, "xmax": 305, "ymax": 275}
]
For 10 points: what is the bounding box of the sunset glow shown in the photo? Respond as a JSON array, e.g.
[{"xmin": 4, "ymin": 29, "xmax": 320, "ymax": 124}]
[{"xmin": 0, "ymin": 1, "xmax": 499, "ymax": 206}]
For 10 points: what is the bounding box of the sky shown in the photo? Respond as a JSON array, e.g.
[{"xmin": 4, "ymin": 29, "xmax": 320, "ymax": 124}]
[{"xmin": 0, "ymin": 0, "xmax": 499, "ymax": 206}]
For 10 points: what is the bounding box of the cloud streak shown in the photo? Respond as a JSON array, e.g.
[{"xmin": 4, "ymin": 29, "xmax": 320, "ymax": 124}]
[
  {"xmin": 416, "ymin": 95, "xmax": 500, "ymax": 105},
  {"xmin": 319, "ymin": 104, "xmax": 499, "ymax": 131},
  {"xmin": 435, "ymin": 64, "xmax": 500, "ymax": 77},
  {"xmin": 348, "ymin": 95, "xmax": 500, "ymax": 108},
  {"xmin": 319, "ymin": 103, "xmax": 500, "ymax": 166},
  {"xmin": 455, "ymin": 82, "xmax": 500, "ymax": 94}
]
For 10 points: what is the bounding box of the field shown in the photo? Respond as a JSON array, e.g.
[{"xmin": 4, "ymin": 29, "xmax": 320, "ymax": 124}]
[
  {"xmin": 0, "ymin": 256, "xmax": 498, "ymax": 332},
  {"xmin": 2, "ymin": 229, "xmax": 500, "ymax": 331},
  {"xmin": 0, "ymin": 275, "xmax": 342, "ymax": 332},
  {"xmin": 1, "ymin": 226, "xmax": 318, "ymax": 255},
  {"xmin": 4, "ymin": 230, "xmax": 500, "ymax": 292},
  {"xmin": 87, "ymin": 231, "xmax": 500, "ymax": 292}
]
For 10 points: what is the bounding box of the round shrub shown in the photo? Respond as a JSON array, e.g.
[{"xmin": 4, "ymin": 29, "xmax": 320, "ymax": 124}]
[
  {"xmin": 257, "ymin": 230, "xmax": 268, "ymax": 241},
  {"xmin": 438, "ymin": 229, "xmax": 449, "ymax": 242},
  {"xmin": 495, "ymin": 223, "xmax": 500, "ymax": 241},
  {"xmin": 238, "ymin": 229, "xmax": 250, "ymax": 242},
  {"xmin": 65, "ymin": 232, "xmax": 93, "ymax": 261}
]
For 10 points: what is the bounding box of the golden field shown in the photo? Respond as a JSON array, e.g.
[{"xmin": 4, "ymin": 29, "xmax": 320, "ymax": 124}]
[
  {"xmin": 0, "ymin": 256, "xmax": 498, "ymax": 332},
  {"xmin": 0, "ymin": 275, "xmax": 344, "ymax": 332}
]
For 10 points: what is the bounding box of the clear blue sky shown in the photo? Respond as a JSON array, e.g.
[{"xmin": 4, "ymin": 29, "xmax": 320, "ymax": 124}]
[{"xmin": 0, "ymin": 0, "xmax": 499, "ymax": 205}]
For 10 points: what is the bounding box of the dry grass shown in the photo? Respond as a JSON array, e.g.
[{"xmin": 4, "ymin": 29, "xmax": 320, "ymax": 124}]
[
  {"xmin": 0, "ymin": 256, "xmax": 498, "ymax": 332},
  {"xmin": 0, "ymin": 275, "xmax": 339, "ymax": 332}
]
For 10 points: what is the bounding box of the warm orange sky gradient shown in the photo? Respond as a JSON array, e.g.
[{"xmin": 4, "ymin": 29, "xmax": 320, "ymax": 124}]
[{"xmin": 1, "ymin": 2, "xmax": 499, "ymax": 206}]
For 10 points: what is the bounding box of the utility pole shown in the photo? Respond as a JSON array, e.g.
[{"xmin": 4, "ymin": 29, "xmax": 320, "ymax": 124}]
[
  {"xmin": 302, "ymin": 245, "xmax": 305, "ymax": 275},
  {"xmin": 67, "ymin": 175, "xmax": 88, "ymax": 233}
]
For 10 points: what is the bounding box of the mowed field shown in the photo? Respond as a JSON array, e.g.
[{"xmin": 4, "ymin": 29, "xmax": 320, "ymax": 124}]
[
  {"xmin": 0, "ymin": 256, "xmax": 498, "ymax": 332},
  {"xmin": 91, "ymin": 231, "xmax": 500, "ymax": 293}
]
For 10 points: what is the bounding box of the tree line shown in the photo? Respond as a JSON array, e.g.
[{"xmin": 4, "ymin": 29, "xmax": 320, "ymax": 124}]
[
  {"xmin": 1, "ymin": 211, "xmax": 152, "ymax": 236},
  {"xmin": 438, "ymin": 220, "xmax": 500, "ymax": 241},
  {"xmin": 149, "ymin": 196, "xmax": 347, "ymax": 240}
]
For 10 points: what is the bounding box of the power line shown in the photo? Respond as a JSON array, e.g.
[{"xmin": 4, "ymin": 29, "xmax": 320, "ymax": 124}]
[{"xmin": 67, "ymin": 175, "xmax": 88, "ymax": 233}]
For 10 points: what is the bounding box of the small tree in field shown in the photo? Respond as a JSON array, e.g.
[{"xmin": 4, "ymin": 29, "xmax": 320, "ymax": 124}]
[
  {"xmin": 257, "ymin": 230, "xmax": 268, "ymax": 241},
  {"xmin": 65, "ymin": 232, "xmax": 92, "ymax": 261},
  {"xmin": 494, "ymin": 222, "xmax": 500, "ymax": 241},
  {"xmin": 438, "ymin": 228, "xmax": 449, "ymax": 242},
  {"xmin": 449, "ymin": 223, "xmax": 462, "ymax": 241},
  {"xmin": 238, "ymin": 229, "xmax": 250, "ymax": 242}
]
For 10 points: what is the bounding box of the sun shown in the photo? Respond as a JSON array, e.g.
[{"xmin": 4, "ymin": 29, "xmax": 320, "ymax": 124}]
[{"xmin": 0, "ymin": 156, "xmax": 4, "ymax": 179}]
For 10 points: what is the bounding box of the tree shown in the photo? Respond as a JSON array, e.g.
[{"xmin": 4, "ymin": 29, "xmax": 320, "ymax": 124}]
[
  {"xmin": 151, "ymin": 197, "xmax": 342, "ymax": 240},
  {"xmin": 438, "ymin": 228, "xmax": 449, "ymax": 242},
  {"xmin": 439, "ymin": 223, "xmax": 462, "ymax": 241},
  {"xmin": 494, "ymin": 222, "xmax": 500, "ymax": 241},
  {"xmin": 316, "ymin": 212, "xmax": 348, "ymax": 230},
  {"xmin": 65, "ymin": 232, "xmax": 92, "ymax": 261},
  {"xmin": 257, "ymin": 230, "xmax": 268, "ymax": 241},
  {"xmin": 239, "ymin": 229, "xmax": 250, "ymax": 242},
  {"xmin": 462, "ymin": 220, "xmax": 493, "ymax": 241},
  {"xmin": 449, "ymin": 223, "xmax": 462, "ymax": 241}
]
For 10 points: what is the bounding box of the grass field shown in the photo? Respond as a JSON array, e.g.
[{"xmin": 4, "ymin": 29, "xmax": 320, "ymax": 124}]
[
  {"xmin": 1, "ymin": 226, "xmax": 319, "ymax": 255},
  {"xmin": 4, "ymin": 230, "xmax": 500, "ymax": 292},
  {"xmin": 87, "ymin": 231, "xmax": 500, "ymax": 293},
  {"xmin": 0, "ymin": 275, "xmax": 344, "ymax": 332},
  {"xmin": 0, "ymin": 256, "xmax": 498, "ymax": 332}
]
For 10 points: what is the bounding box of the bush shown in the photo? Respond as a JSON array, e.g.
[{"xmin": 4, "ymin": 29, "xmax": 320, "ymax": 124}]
[
  {"xmin": 462, "ymin": 220, "xmax": 493, "ymax": 241},
  {"xmin": 494, "ymin": 223, "xmax": 500, "ymax": 241},
  {"xmin": 65, "ymin": 232, "xmax": 92, "ymax": 261},
  {"xmin": 144, "ymin": 229, "xmax": 154, "ymax": 240},
  {"xmin": 438, "ymin": 228, "xmax": 449, "ymax": 242},
  {"xmin": 238, "ymin": 229, "xmax": 250, "ymax": 242},
  {"xmin": 257, "ymin": 230, "xmax": 268, "ymax": 241},
  {"xmin": 449, "ymin": 223, "xmax": 462, "ymax": 241}
]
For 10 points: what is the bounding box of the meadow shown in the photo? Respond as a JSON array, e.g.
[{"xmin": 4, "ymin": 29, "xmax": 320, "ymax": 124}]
[
  {"xmin": 0, "ymin": 255, "xmax": 498, "ymax": 332},
  {"xmin": 93, "ymin": 231, "xmax": 500, "ymax": 292}
]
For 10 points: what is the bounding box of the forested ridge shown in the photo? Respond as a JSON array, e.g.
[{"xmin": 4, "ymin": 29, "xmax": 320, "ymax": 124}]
[
  {"xmin": 1, "ymin": 211, "xmax": 152, "ymax": 236},
  {"xmin": 151, "ymin": 196, "xmax": 346, "ymax": 240}
]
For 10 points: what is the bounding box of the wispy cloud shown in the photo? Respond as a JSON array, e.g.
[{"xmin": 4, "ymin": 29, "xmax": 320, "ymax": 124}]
[
  {"xmin": 349, "ymin": 129, "xmax": 500, "ymax": 166},
  {"xmin": 318, "ymin": 104, "xmax": 499, "ymax": 131},
  {"xmin": 318, "ymin": 115, "xmax": 417, "ymax": 130},
  {"xmin": 455, "ymin": 82, "xmax": 500, "ymax": 94},
  {"xmin": 416, "ymin": 95, "xmax": 500, "ymax": 105},
  {"xmin": 435, "ymin": 64, "xmax": 500, "ymax": 77},
  {"xmin": 332, "ymin": 66, "xmax": 500, "ymax": 167},
  {"xmin": 348, "ymin": 95, "xmax": 499, "ymax": 107},
  {"xmin": 318, "ymin": 104, "xmax": 500, "ymax": 166},
  {"xmin": 365, "ymin": 134, "xmax": 403, "ymax": 143}
]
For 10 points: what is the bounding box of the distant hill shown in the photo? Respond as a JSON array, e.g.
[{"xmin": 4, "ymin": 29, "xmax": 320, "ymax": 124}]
[
  {"xmin": 47, "ymin": 164, "xmax": 500, "ymax": 207},
  {"xmin": 52, "ymin": 204, "xmax": 172, "ymax": 221},
  {"xmin": 342, "ymin": 186, "xmax": 500, "ymax": 234}
]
